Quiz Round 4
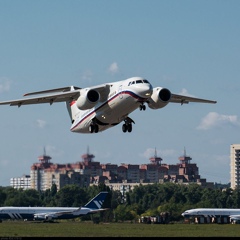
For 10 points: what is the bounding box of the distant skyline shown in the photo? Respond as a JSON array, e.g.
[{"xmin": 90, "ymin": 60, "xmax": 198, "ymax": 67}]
[{"xmin": 1, "ymin": 0, "xmax": 240, "ymax": 186}]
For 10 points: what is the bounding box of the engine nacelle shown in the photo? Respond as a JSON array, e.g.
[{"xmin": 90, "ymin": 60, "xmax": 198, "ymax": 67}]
[
  {"xmin": 45, "ymin": 215, "xmax": 53, "ymax": 220},
  {"xmin": 147, "ymin": 87, "xmax": 171, "ymax": 109},
  {"xmin": 34, "ymin": 214, "xmax": 53, "ymax": 221},
  {"xmin": 76, "ymin": 89, "xmax": 100, "ymax": 110}
]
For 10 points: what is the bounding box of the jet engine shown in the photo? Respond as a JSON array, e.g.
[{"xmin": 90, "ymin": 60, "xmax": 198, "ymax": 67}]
[
  {"xmin": 147, "ymin": 87, "xmax": 171, "ymax": 109},
  {"xmin": 76, "ymin": 89, "xmax": 100, "ymax": 110},
  {"xmin": 34, "ymin": 213, "xmax": 54, "ymax": 221}
]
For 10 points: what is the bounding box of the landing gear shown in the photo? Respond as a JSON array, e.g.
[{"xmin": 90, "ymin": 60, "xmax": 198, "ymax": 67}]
[
  {"xmin": 122, "ymin": 117, "xmax": 134, "ymax": 133},
  {"xmin": 139, "ymin": 103, "xmax": 146, "ymax": 111},
  {"xmin": 89, "ymin": 124, "xmax": 99, "ymax": 133},
  {"xmin": 122, "ymin": 123, "xmax": 132, "ymax": 133}
]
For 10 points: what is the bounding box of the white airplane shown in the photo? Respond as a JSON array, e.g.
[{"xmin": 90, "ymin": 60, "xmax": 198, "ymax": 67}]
[
  {"xmin": 0, "ymin": 76, "xmax": 217, "ymax": 134},
  {"xmin": 182, "ymin": 208, "xmax": 240, "ymax": 222},
  {"xmin": 0, "ymin": 191, "xmax": 108, "ymax": 222}
]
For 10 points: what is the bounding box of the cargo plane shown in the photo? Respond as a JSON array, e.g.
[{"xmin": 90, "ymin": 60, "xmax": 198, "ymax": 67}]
[
  {"xmin": 0, "ymin": 191, "xmax": 108, "ymax": 222},
  {"xmin": 0, "ymin": 76, "xmax": 217, "ymax": 134},
  {"xmin": 182, "ymin": 208, "xmax": 240, "ymax": 223}
]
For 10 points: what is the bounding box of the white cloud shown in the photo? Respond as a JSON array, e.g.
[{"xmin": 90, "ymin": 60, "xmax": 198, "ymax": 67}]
[
  {"xmin": 0, "ymin": 78, "xmax": 11, "ymax": 93},
  {"xmin": 108, "ymin": 62, "xmax": 119, "ymax": 74},
  {"xmin": 44, "ymin": 145, "xmax": 65, "ymax": 159},
  {"xmin": 197, "ymin": 112, "xmax": 240, "ymax": 130},
  {"xmin": 178, "ymin": 88, "xmax": 195, "ymax": 97},
  {"xmin": 141, "ymin": 147, "xmax": 176, "ymax": 159},
  {"xmin": 36, "ymin": 119, "xmax": 47, "ymax": 128}
]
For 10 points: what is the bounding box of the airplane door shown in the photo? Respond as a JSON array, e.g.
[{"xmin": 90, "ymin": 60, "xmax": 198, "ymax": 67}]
[{"xmin": 118, "ymin": 85, "xmax": 123, "ymax": 99}]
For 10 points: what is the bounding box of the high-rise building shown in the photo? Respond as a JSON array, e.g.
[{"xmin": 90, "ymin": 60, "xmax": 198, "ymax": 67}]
[
  {"xmin": 10, "ymin": 174, "xmax": 31, "ymax": 190},
  {"xmin": 30, "ymin": 149, "xmax": 94, "ymax": 191},
  {"xmin": 230, "ymin": 144, "xmax": 240, "ymax": 189},
  {"xmin": 11, "ymin": 147, "xmax": 215, "ymax": 191}
]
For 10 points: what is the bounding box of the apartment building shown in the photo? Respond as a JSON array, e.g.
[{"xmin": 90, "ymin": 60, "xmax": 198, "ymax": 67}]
[
  {"xmin": 8, "ymin": 146, "xmax": 212, "ymax": 192},
  {"xmin": 10, "ymin": 174, "xmax": 31, "ymax": 190},
  {"xmin": 230, "ymin": 144, "xmax": 240, "ymax": 189},
  {"xmin": 30, "ymin": 150, "xmax": 96, "ymax": 191}
]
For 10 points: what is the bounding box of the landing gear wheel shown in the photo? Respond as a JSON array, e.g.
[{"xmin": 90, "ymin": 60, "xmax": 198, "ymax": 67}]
[
  {"xmin": 122, "ymin": 124, "xmax": 127, "ymax": 133},
  {"xmin": 89, "ymin": 124, "xmax": 99, "ymax": 133},
  {"xmin": 122, "ymin": 117, "xmax": 135, "ymax": 133},
  {"xmin": 127, "ymin": 123, "xmax": 132, "ymax": 132},
  {"xmin": 94, "ymin": 125, "xmax": 99, "ymax": 133},
  {"xmin": 122, "ymin": 123, "xmax": 132, "ymax": 133},
  {"xmin": 89, "ymin": 125, "xmax": 94, "ymax": 133}
]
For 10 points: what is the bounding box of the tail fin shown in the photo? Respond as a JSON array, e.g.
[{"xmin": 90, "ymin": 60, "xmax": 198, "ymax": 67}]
[
  {"xmin": 84, "ymin": 192, "xmax": 108, "ymax": 209},
  {"xmin": 65, "ymin": 86, "xmax": 81, "ymax": 123}
]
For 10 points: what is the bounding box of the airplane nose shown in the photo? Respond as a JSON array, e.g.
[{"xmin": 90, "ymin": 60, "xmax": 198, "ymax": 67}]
[{"xmin": 139, "ymin": 84, "xmax": 153, "ymax": 98}]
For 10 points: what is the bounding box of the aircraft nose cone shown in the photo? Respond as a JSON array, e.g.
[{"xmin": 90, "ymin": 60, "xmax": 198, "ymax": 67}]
[{"xmin": 139, "ymin": 84, "xmax": 153, "ymax": 98}]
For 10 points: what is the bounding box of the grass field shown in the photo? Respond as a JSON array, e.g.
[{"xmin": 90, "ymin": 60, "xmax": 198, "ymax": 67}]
[{"xmin": 1, "ymin": 221, "xmax": 240, "ymax": 237}]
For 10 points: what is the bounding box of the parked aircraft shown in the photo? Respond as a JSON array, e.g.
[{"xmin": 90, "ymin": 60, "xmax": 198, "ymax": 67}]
[
  {"xmin": 181, "ymin": 208, "xmax": 240, "ymax": 222},
  {"xmin": 0, "ymin": 76, "xmax": 216, "ymax": 134},
  {"xmin": 0, "ymin": 191, "xmax": 108, "ymax": 222}
]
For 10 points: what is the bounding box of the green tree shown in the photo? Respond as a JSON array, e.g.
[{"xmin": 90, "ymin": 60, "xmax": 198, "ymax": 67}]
[
  {"xmin": 55, "ymin": 185, "xmax": 87, "ymax": 207},
  {"xmin": 231, "ymin": 188, "xmax": 240, "ymax": 208},
  {"xmin": 0, "ymin": 187, "xmax": 7, "ymax": 206}
]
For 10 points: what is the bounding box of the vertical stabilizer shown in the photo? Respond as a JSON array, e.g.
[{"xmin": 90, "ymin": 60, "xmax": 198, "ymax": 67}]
[{"xmin": 84, "ymin": 192, "xmax": 108, "ymax": 209}]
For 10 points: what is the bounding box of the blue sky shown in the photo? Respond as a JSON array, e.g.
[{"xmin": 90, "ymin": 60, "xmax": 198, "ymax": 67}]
[{"xmin": 0, "ymin": 0, "xmax": 239, "ymax": 186}]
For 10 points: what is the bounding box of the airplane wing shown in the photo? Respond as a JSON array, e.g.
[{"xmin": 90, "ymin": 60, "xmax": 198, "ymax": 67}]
[
  {"xmin": 0, "ymin": 91, "xmax": 80, "ymax": 107},
  {"xmin": 0, "ymin": 84, "xmax": 110, "ymax": 107},
  {"xmin": 170, "ymin": 93, "xmax": 217, "ymax": 104},
  {"xmin": 34, "ymin": 209, "xmax": 79, "ymax": 220}
]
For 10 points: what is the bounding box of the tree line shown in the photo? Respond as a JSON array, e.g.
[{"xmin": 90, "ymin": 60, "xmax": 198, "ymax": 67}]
[{"xmin": 0, "ymin": 183, "xmax": 240, "ymax": 222}]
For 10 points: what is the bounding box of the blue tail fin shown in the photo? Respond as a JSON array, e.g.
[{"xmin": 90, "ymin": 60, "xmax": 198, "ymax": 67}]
[{"xmin": 84, "ymin": 192, "xmax": 108, "ymax": 209}]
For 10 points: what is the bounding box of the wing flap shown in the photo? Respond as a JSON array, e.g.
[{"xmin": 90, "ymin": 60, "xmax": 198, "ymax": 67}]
[{"xmin": 170, "ymin": 94, "xmax": 217, "ymax": 104}]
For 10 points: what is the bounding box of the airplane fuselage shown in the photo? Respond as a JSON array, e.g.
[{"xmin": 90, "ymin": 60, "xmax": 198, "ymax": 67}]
[
  {"xmin": 0, "ymin": 206, "xmax": 94, "ymax": 221},
  {"xmin": 182, "ymin": 208, "xmax": 240, "ymax": 218},
  {"xmin": 70, "ymin": 77, "xmax": 153, "ymax": 133},
  {"xmin": 0, "ymin": 192, "xmax": 108, "ymax": 221},
  {"xmin": 0, "ymin": 206, "xmax": 75, "ymax": 220}
]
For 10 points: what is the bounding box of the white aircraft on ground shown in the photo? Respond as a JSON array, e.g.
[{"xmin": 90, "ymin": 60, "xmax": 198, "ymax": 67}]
[
  {"xmin": 0, "ymin": 76, "xmax": 217, "ymax": 134},
  {"xmin": 0, "ymin": 191, "xmax": 108, "ymax": 222},
  {"xmin": 181, "ymin": 208, "xmax": 240, "ymax": 222}
]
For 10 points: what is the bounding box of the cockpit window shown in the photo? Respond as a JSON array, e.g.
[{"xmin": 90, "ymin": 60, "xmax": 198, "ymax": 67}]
[{"xmin": 128, "ymin": 79, "xmax": 150, "ymax": 86}]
